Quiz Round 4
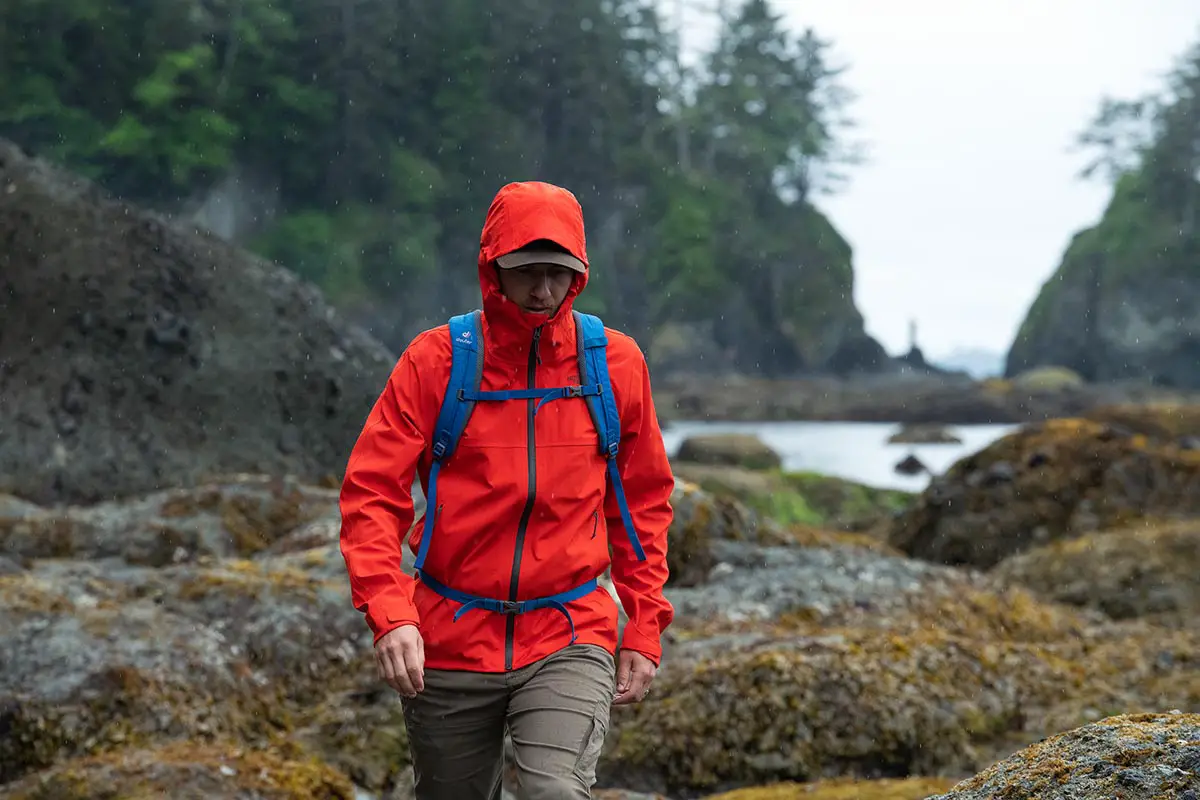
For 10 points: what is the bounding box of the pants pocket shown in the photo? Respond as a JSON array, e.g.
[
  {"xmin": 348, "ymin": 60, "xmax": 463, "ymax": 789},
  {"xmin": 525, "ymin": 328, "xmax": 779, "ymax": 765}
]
[{"xmin": 571, "ymin": 696, "xmax": 610, "ymax": 786}]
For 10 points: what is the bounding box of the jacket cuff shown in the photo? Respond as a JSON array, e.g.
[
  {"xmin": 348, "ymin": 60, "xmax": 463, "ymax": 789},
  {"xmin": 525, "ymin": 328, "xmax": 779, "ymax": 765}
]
[
  {"xmin": 619, "ymin": 623, "xmax": 663, "ymax": 666},
  {"xmin": 366, "ymin": 600, "xmax": 420, "ymax": 644}
]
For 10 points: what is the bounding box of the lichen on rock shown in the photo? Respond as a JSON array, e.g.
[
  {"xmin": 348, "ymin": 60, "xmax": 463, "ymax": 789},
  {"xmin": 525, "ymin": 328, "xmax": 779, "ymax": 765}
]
[
  {"xmin": 1, "ymin": 739, "xmax": 356, "ymax": 799},
  {"xmin": 704, "ymin": 777, "xmax": 960, "ymax": 799},
  {"xmin": 992, "ymin": 519, "xmax": 1200, "ymax": 624},
  {"xmin": 929, "ymin": 711, "xmax": 1200, "ymax": 800},
  {"xmin": 888, "ymin": 418, "xmax": 1200, "ymax": 569}
]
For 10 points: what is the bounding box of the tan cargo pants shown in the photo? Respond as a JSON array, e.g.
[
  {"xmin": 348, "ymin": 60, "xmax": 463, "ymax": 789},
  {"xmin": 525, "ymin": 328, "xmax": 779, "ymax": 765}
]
[{"xmin": 400, "ymin": 643, "xmax": 617, "ymax": 800}]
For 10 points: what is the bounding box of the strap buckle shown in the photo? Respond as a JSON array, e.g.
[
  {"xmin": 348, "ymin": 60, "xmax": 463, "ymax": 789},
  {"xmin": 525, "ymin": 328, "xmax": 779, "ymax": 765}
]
[
  {"xmin": 566, "ymin": 385, "xmax": 584, "ymax": 398},
  {"xmin": 499, "ymin": 600, "xmax": 521, "ymax": 615}
]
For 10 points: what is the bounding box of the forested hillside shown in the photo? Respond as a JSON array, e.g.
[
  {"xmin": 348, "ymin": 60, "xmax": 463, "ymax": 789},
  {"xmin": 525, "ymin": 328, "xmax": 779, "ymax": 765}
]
[
  {"xmin": 0, "ymin": 0, "xmax": 888, "ymax": 377},
  {"xmin": 1006, "ymin": 34, "xmax": 1200, "ymax": 387}
]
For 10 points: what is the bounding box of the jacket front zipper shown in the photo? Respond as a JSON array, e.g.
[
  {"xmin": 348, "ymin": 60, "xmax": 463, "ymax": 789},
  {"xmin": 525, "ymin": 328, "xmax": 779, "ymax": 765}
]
[{"xmin": 506, "ymin": 325, "xmax": 542, "ymax": 670}]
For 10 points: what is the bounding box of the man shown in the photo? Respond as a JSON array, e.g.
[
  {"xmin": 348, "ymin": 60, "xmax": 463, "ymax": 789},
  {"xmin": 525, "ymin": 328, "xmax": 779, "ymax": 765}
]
[{"xmin": 339, "ymin": 180, "xmax": 676, "ymax": 800}]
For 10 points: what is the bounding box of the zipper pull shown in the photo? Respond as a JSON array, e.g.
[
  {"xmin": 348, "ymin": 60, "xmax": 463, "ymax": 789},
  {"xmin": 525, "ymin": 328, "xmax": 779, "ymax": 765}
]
[{"xmin": 533, "ymin": 327, "xmax": 543, "ymax": 365}]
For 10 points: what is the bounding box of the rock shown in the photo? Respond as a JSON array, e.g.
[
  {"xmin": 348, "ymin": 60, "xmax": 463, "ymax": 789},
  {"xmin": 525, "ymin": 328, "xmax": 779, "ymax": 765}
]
[
  {"xmin": 0, "ymin": 546, "xmax": 383, "ymax": 786},
  {"xmin": 665, "ymin": 478, "xmax": 784, "ymax": 587},
  {"xmin": 0, "ymin": 740, "xmax": 357, "ymax": 799},
  {"xmin": 888, "ymin": 419, "xmax": 1200, "ymax": 569},
  {"xmin": 670, "ymin": 463, "xmax": 913, "ymax": 532},
  {"xmin": 1082, "ymin": 402, "xmax": 1200, "ymax": 441},
  {"xmin": 704, "ymin": 777, "xmax": 960, "ymax": 799},
  {"xmin": 601, "ymin": 625, "xmax": 1066, "ymax": 796},
  {"xmin": 663, "ymin": 539, "xmax": 969, "ymax": 633},
  {"xmin": 0, "ymin": 474, "xmax": 339, "ymax": 565},
  {"xmin": 675, "ymin": 433, "xmax": 782, "ymax": 470},
  {"xmin": 893, "ymin": 454, "xmax": 927, "ymax": 475},
  {"xmin": 0, "ymin": 138, "xmax": 395, "ymax": 506},
  {"xmin": 887, "ymin": 424, "xmax": 962, "ymax": 445},
  {"xmin": 605, "ymin": 535, "xmax": 1118, "ymax": 795},
  {"xmin": 992, "ymin": 519, "xmax": 1200, "ymax": 624},
  {"xmin": 929, "ymin": 712, "xmax": 1200, "ymax": 800},
  {"xmin": 1011, "ymin": 365, "xmax": 1085, "ymax": 391},
  {"xmin": 1004, "ymin": 169, "xmax": 1200, "ymax": 389}
]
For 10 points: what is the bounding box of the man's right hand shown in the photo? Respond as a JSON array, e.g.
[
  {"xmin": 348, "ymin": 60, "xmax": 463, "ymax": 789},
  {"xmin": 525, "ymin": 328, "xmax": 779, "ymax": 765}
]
[{"xmin": 375, "ymin": 623, "xmax": 425, "ymax": 697}]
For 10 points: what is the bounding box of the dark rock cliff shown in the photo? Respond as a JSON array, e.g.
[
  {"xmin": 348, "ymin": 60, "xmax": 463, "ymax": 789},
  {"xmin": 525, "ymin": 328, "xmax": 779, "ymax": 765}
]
[
  {"xmin": 1006, "ymin": 171, "xmax": 1200, "ymax": 387},
  {"xmin": 0, "ymin": 139, "xmax": 395, "ymax": 505}
]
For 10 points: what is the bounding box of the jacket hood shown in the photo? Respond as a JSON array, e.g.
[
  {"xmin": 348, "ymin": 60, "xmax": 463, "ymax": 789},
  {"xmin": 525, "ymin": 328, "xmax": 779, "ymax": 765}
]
[{"xmin": 477, "ymin": 182, "xmax": 590, "ymax": 349}]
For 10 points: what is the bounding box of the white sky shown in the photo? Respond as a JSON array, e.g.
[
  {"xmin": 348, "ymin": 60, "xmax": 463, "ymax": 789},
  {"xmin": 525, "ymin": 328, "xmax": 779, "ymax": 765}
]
[{"xmin": 677, "ymin": 0, "xmax": 1200, "ymax": 359}]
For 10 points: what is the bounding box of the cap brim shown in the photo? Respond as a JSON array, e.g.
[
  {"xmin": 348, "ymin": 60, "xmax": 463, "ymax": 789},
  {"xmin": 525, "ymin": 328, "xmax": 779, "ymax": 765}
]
[{"xmin": 495, "ymin": 249, "xmax": 586, "ymax": 273}]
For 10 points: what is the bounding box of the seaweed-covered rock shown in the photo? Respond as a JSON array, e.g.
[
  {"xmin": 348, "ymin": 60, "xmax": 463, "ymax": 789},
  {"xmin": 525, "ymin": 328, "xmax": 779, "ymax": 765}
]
[
  {"xmin": 665, "ymin": 479, "xmax": 788, "ymax": 587},
  {"xmin": 675, "ymin": 433, "xmax": 782, "ymax": 470},
  {"xmin": 705, "ymin": 777, "xmax": 960, "ymax": 799},
  {"xmin": 930, "ymin": 712, "xmax": 1200, "ymax": 800},
  {"xmin": 671, "ymin": 463, "xmax": 912, "ymax": 532},
  {"xmin": 887, "ymin": 424, "xmax": 962, "ymax": 445},
  {"xmin": 0, "ymin": 138, "xmax": 394, "ymax": 506},
  {"xmin": 992, "ymin": 519, "xmax": 1200, "ymax": 624},
  {"xmin": 0, "ymin": 548, "xmax": 377, "ymax": 786},
  {"xmin": 1082, "ymin": 402, "xmax": 1200, "ymax": 441},
  {"xmin": 0, "ymin": 475, "xmax": 341, "ymax": 565},
  {"xmin": 1, "ymin": 740, "xmax": 356, "ymax": 799},
  {"xmin": 600, "ymin": 627, "xmax": 1078, "ymax": 796},
  {"xmin": 888, "ymin": 419, "xmax": 1200, "ymax": 569}
]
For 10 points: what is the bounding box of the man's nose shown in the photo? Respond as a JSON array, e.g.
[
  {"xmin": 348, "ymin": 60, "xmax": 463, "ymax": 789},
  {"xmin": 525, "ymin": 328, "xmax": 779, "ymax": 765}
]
[{"xmin": 530, "ymin": 276, "xmax": 552, "ymax": 298}]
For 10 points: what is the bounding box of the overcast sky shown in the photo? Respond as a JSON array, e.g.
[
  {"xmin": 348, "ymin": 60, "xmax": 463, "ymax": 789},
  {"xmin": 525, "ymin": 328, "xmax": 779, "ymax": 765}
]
[{"xmin": 679, "ymin": 0, "xmax": 1200, "ymax": 360}]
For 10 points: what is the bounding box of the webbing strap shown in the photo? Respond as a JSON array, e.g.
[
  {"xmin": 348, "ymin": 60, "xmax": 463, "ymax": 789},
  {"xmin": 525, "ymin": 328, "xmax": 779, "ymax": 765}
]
[
  {"xmin": 416, "ymin": 571, "xmax": 598, "ymax": 644},
  {"xmin": 461, "ymin": 384, "xmax": 604, "ymax": 414},
  {"xmin": 574, "ymin": 311, "xmax": 647, "ymax": 562}
]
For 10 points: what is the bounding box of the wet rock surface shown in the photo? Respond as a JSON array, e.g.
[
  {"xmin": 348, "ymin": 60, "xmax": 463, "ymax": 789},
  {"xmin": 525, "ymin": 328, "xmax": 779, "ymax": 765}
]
[
  {"xmin": 888, "ymin": 419, "xmax": 1200, "ymax": 569},
  {"xmin": 675, "ymin": 433, "xmax": 783, "ymax": 470},
  {"xmin": 0, "ymin": 139, "xmax": 394, "ymax": 506},
  {"xmin": 992, "ymin": 519, "xmax": 1200, "ymax": 624},
  {"xmin": 930, "ymin": 712, "xmax": 1200, "ymax": 800},
  {"xmin": 7, "ymin": 439, "xmax": 1200, "ymax": 798}
]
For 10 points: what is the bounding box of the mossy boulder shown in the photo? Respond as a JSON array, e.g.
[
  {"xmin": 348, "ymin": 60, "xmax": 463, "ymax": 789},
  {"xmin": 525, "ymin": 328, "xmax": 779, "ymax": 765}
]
[
  {"xmin": 675, "ymin": 433, "xmax": 783, "ymax": 470},
  {"xmin": 0, "ymin": 475, "xmax": 339, "ymax": 565},
  {"xmin": 888, "ymin": 419, "xmax": 1200, "ymax": 569},
  {"xmin": 1082, "ymin": 402, "xmax": 1200, "ymax": 441},
  {"xmin": 1010, "ymin": 366, "xmax": 1085, "ymax": 391},
  {"xmin": 930, "ymin": 711, "xmax": 1200, "ymax": 800},
  {"xmin": 0, "ymin": 546, "xmax": 394, "ymax": 787},
  {"xmin": 600, "ymin": 626, "xmax": 1078, "ymax": 796},
  {"xmin": 992, "ymin": 519, "xmax": 1200, "ymax": 624},
  {"xmin": 671, "ymin": 463, "xmax": 912, "ymax": 532},
  {"xmin": 705, "ymin": 777, "xmax": 960, "ymax": 800},
  {"xmin": 887, "ymin": 423, "xmax": 962, "ymax": 445},
  {"xmin": 1, "ymin": 740, "xmax": 356, "ymax": 799},
  {"xmin": 666, "ymin": 478, "xmax": 790, "ymax": 587}
]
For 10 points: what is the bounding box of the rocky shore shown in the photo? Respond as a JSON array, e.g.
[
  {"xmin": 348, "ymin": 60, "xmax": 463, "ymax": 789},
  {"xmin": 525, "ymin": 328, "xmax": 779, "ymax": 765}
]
[{"xmin": 5, "ymin": 410, "xmax": 1200, "ymax": 798}]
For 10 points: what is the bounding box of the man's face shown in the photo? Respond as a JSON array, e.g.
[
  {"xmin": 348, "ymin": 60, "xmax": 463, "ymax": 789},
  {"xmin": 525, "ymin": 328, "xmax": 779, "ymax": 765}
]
[{"xmin": 496, "ymin": 263, "xmax": 576, "ymax": 316}]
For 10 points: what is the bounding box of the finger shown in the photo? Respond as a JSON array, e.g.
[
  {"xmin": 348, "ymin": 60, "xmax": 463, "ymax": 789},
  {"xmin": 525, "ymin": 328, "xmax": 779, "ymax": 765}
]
[
  {"xmin": 388, "ymin": 648, "xmax": 416, "ymax": 697},
  {"xmin": 628, "ymin": 670, "xmax": 652, "ymax": 702},
  {"xmin": 615, "ymin": 653, "xmax": 632, "ymax": 694},
  {"xmin": 404, "ymin": 642, "xmax": 425, "ymax": 693},
  {"xmin": 377, "ymin": 648, "xmax": 403, "ymax": 695}
]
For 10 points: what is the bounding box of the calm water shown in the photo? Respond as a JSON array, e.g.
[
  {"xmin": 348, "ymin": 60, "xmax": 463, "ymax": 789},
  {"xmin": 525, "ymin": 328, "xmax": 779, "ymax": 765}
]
[{"xmin": 661, "ymin": 420, "xmax": 1019, "ymax": 492}]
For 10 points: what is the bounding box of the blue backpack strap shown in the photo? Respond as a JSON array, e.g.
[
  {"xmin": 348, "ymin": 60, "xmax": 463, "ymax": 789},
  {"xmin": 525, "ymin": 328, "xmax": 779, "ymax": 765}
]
[
  {"xmin": 573, "ymin": 311, "xmax": 647, "ymax": 562},
  {"xmin": 414, "ymin": 310, "xmax": 484, "ymax": 573}
]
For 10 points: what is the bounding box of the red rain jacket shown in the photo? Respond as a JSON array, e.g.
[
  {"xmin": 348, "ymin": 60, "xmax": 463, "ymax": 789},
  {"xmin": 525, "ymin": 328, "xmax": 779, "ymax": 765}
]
[{"xmin": 338, "ymin": 181, "xmax": 676, "ymax": 672}]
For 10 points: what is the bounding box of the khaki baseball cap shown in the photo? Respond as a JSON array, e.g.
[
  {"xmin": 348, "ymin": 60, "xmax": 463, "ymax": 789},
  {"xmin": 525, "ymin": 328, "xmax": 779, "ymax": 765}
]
[{"xmin": 495, "ymin": 247, "xmax": 587, "ymax": 273}]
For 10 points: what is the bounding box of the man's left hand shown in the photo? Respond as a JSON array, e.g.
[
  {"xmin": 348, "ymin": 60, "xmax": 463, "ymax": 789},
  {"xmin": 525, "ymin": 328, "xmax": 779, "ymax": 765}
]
[{"xmin": 613, "ymin": 649, "xmax": 657, "ymax": 705}]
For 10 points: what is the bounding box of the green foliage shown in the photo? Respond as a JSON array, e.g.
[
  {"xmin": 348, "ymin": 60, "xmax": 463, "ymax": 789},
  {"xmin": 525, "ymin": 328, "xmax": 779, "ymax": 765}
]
[{"xmin": 0, "ymin": 0, "xmax": 870, "ymax": 373}]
